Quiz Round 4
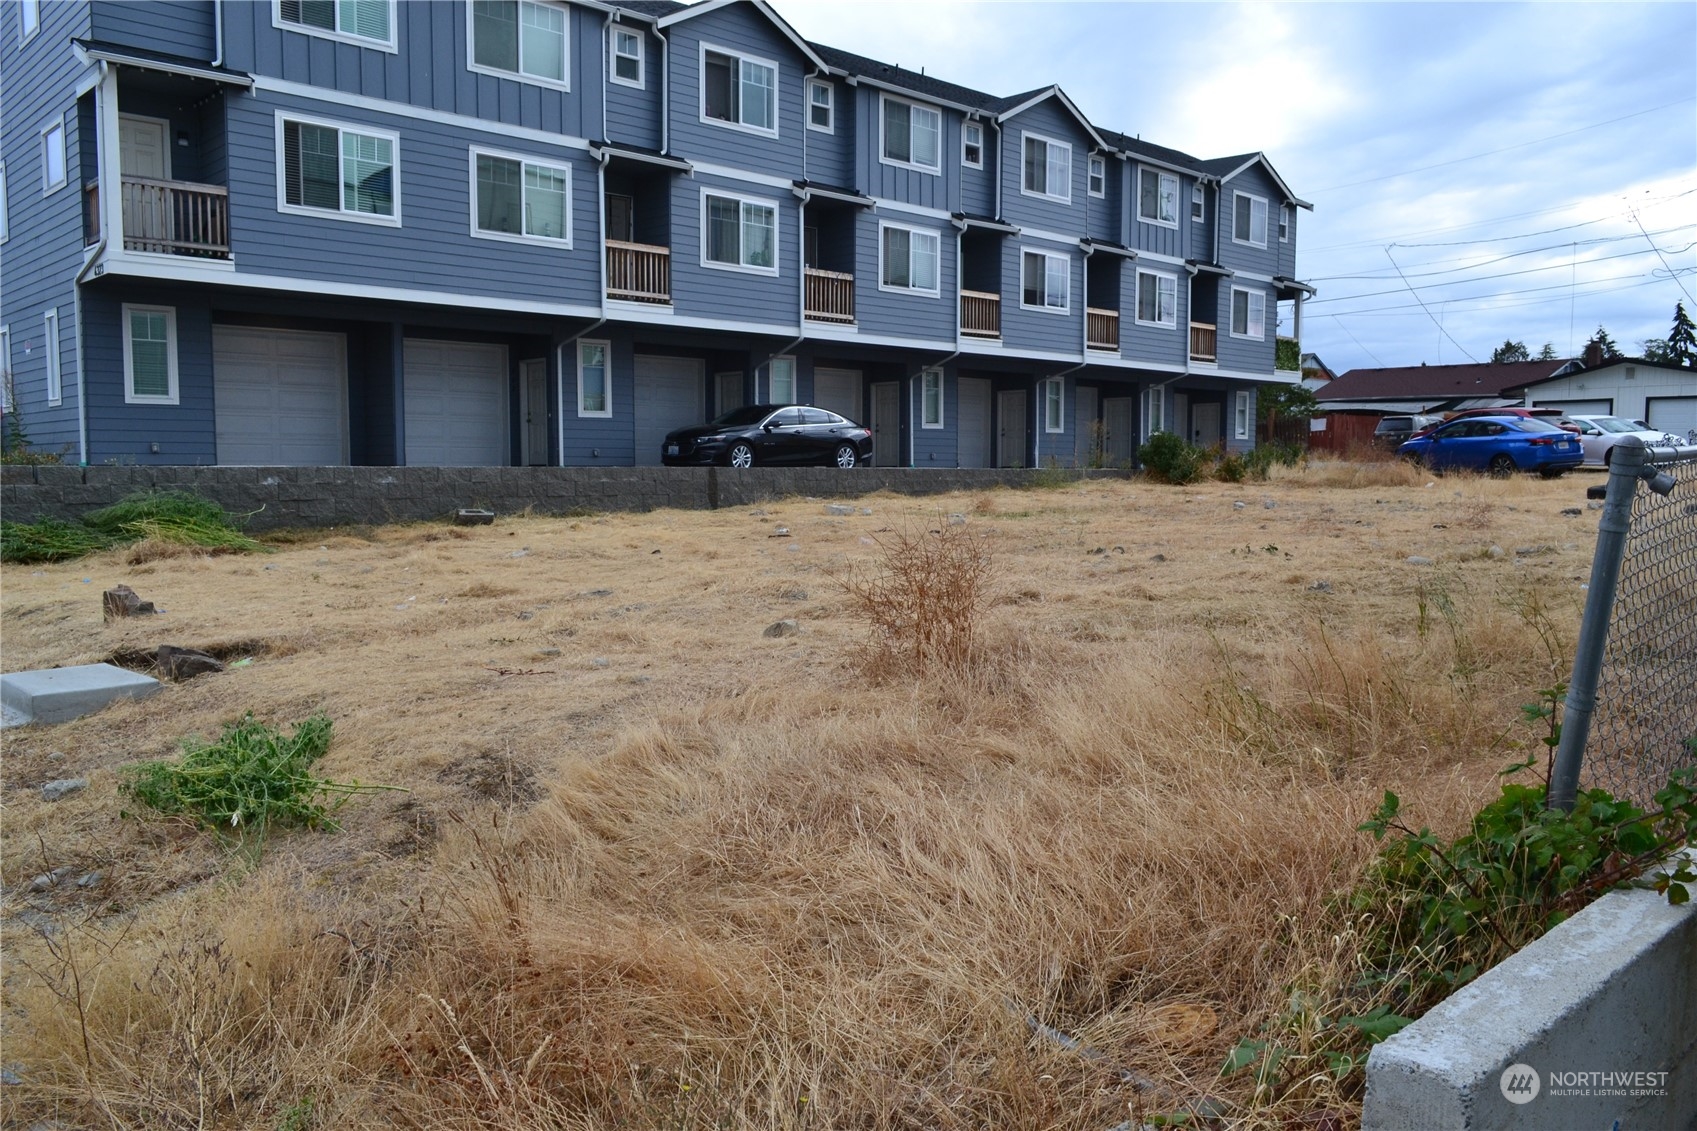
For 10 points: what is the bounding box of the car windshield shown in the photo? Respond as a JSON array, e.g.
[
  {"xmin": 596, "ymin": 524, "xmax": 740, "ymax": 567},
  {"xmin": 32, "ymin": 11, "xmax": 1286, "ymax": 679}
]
[
  {"xmin": 1588, "ymin": 417, "xmax": 1640, "ymax": 434},
  {"xmin": 707, "ymin": 406, "xmax": 776, "ymax": 428}
]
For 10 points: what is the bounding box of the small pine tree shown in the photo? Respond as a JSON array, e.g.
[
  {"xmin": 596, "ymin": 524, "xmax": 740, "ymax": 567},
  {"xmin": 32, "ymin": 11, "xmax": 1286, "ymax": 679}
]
[
  {"xmin": 1490, "ymin": 339, "xmax": 1530, "ymax": 364},
  {"xmin": 1669, "ymin": 302, "xmax": 1696, "ymax": 367},
  {"xmin": 1535, "ymin": 343, "xmax": 1558, "ymax": 361},
  {"xmin": 1587, "ymin": 326, "xmax": 1621, "ymax": 359}
]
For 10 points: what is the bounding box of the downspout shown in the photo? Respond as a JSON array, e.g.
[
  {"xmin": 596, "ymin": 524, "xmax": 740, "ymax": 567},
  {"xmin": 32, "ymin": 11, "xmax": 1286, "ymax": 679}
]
[
  {"xmin": 653, "ymin": 22, "xmax": 670, "ymax": 154},
  {"xmin": 600, "ymin": 11, "xmax": 614, "ymax": 143},
  {"xmin": 211, "ymin": 0, "xmax": 224, "ymax": 66},
  {"xmin": 72, "ymin": 59, "xmax": 114, "ymax": 466},
  {"xmin": 557, "ymin": 149, "xmax": 613, "ymax": 463},
  {"xmin": 1184, "ymin": 262, "xmax": 1198, "ymax": 375},
  {"xmin": 991, "ymin": 118, "xmax": 1003, "ymax": 219}
]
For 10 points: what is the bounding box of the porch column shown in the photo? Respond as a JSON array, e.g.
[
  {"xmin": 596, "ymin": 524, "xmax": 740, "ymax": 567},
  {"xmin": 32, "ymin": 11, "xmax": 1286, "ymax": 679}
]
[{"xmin": 97, "ymin": 65, "xmax": 122, "ymax": 249}]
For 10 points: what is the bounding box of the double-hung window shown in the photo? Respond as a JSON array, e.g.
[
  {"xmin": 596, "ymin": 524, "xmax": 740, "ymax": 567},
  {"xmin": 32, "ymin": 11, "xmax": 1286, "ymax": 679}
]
[
  {"xmin": 472, "ymin": 149, "xmax": 570, "ymax": 244},
  {"xmin": 703, "ymin": 190, "xmax": 777, "ymax": 274},
  {"xmin": 1022, "ymin": 133, "xmax": 1070, "ymax": 202},
  {"xmin": 279, "ymin": 114, "xmax": 399, "ymax": 223},
  {"xmin": 123, "ymin": 304, "xmax": 178, "ymax": 405},
  {"xmin": 1234, "ymin": 390, "xmax": 1252, "ymax": 440},
  {"xmin": 1042, "ymin": 378, "xmax": 1063, "ymax": 433},
  {"xmin": 768, "ymin": 356, "xmax": 795, "ymax": 403},
  {"xmin": 1138, "ymin": 169, "xmax": 1178, "ymax": 226},
  {"xmin": 1233, "ymin": 191, "xmax": 1268, "ymax": 247},
  {"xmin": 1191, "ymin": 184, "xmax": 1204, "ymax": 222},
  {"xmin": 702, "ymin": 46, "xmax": 777, "ymax": 135},
  {"xmin": 1143, "ymin": 385, "xmax": 1165, "ymax": 438},
  {"xmin": 1230, "ymin": 287, "xmax": 1265, "ymax": 339},
  {"xmin": 41, "ymin": 118, "xmax": 65, "ymax": 194},
  {"xmin": 43, "ymin": 308, "xmax": 60, "ymax": 405},
  {"xmin": 576, "ymin": 340, "xmax": 609, "ymax": 416},
  {"xmin": 1087, "ymin": 155, "xmax": 1106, "ymax": 198},
  {"xmin": 807, "ymin": 79, "xmax": 832, "ymax": 132},
  {"xmin": 921, "ymin": 369, "xmax": 943, "ymax": 428},
  {"xmin": 611, "ymin": 27, "xmax": 643, "ymax": 86},
  {"xmin": 1021, "ymin": 249, "xmax": 1069, "ymax": 312},
  {"xmin": 880, "ymin": 222, "xmax": 940, "ymax": 294},
  {"xmin": 881, "ymin": 95, "xmax": 940, "ymax": 172},
  {"xmin": 20, "ymin": 0, "xmax": 38, "ymax": 41},
  {"xmin": 1279, "ymin": 204, "xmax": 1290, "ymax": 242},
  {"xmin": 277, "ymin": 0, "xmax": 394, "ymax": 48},
  {"xmin": 1135, "ymin": 270, "xmax": 1177, "ymax": 328},
  {"xmin": 471, "ymin": 0, "xmax": 568, "ymax": 87},
  {"xmin": 962, "ymin": 121, "xmax": 983, "ymax": 168}
]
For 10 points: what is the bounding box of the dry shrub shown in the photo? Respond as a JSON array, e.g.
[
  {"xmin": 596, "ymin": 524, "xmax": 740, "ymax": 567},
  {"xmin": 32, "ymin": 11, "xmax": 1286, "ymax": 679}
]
[
  {"xmin": 834, "ymin": 521, "xmax": 995, "ymax": 677},
  {"xmin": 1272, "ymin": 453, "xmax": 1428, "ymax": 489}
]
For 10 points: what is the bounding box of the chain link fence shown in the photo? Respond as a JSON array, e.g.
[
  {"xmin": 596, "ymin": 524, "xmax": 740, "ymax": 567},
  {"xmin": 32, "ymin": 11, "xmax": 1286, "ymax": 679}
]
[{"xmin": 1572, "ymin": 450, "xmax": 1697, "ymax": 808}]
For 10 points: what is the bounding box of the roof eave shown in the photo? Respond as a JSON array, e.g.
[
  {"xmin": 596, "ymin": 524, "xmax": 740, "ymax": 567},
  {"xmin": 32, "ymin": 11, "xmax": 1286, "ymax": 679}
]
[{"xmin": 656, "ymin": 0, "xmax": 828, "ymax": 71}]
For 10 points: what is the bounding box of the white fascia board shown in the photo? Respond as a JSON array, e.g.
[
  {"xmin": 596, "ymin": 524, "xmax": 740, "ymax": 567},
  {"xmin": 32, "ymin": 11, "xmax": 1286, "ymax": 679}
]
[
  {"xmin": 657, "ymin": 0, "xmax": 827, "ymax": 71},
  {"xmin": 1217, "ymin": 151, "xmax": 1311, "ymax": 210},
  {"xmin": 996, "ymin": 86, "xmax": 1108, "ymax": 151}
]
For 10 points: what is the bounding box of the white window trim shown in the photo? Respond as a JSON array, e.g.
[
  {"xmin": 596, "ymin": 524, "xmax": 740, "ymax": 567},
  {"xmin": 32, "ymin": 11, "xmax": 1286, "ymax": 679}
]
[
  {"xmin": 1019, "ymin": 130, "xmax": 1072, "ymax": 204},
  {"xmin": 1087, "ymin": 155, "xmax": 1106, "ymax": 199},
  {"xmin": 1137, "ymin": 168, "xmax": 1179, "ymax": 229},
  {"xmin": 467, "ymin": 0, "xmax": 572, "ymax": 92},
  {"xmin": 43, "ymin": 308, "xmax": 61, "ymax": 406},
  {"xmin": 273, "ymin": 109, "xmax": 402, "ymax": 227},
  {"xmin": 610, "ymin": 25, "xmax": 644, "ymax": 89},
  {"xmin": 1230, "ymin": 285, "xmax": 1266, "ymax": 340},
  {"xmin": 700, "ymin": 185, "xmax": 780, "ymax": 277},
  {"xmin": 1234, "ymin": 389, "xmax": 1252, "ymax": 440},
  {"xmin": 878, "ymin": 92, "xmax": 942, "ymax": 175},
  {"xmin": 1232, "ymin": 190, "xmax": 1268, "ymax": 249},
  {"xmin": 698, "ymin": 42, "xmax": 780, "ymax": 138},
  {"xmin": 272, "ymin": 0, "xmax": 398, "ymax": 53},
  {"xmin": 1134, "ymin": 268, "xmax": 1178, "ymax": 328},
  {"xmin": 767, "ymin": 355, "xmax": 796, "ymax": 403},
  {"xmin": 877, "ymin": 219, "xmax": 941, "ymax": 297},
  {"xmin": 961, "ymin": 121, "xmax": 984, "ymax": 169},
  {"xmin": 920, "ymin": 368, "xmax": 944, "ymax": 429},
  {"xmin": 122, "ymin": 303, "xmax": 180, "ymax": 405},
  {"xmin": 1019, "ymin": 247, "xmax": 1070, "ymax": 315},
  {"xmin": 1191, "ymin": 183, "xmax": 1203, "ymax": 223},
  {"xmin": 806, "ymin": 78, "xmax": 832, "ymax": 134},
  {"xmin": 19, "ymin": 0, "xmax": 39, "ymax": 44},
  {"xmin": 1143, "ymin": 386, "xmax": 1164, "ymax": 439},
  {"xmin": 467, "ymin": 146, "xmax": 573, "ymax": 248},
  {"xmin": 1, "ymin": 326, "xmax": 11, "ymax": 413},
  {"xmin": 1042, "ymin": 377, "xmax": 1064, "ymax": 434},
  {"xmin": 40, "ymin": 117, "xmax": 66, "ymax": 195},
  {"xmin": 0, "ymin": 162, "xmax": 8, "ymax": 242},
  {"xmin": 1279, "ymin": 204, "xmax": 1290, "ymax": 243},
  {"xmin": 574, "ymin": 338, "xmax": 611, "ymax": 418}
]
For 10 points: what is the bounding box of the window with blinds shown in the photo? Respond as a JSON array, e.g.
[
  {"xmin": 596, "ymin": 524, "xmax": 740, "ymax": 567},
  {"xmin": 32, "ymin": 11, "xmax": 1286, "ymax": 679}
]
[
  {"xmin": 123, "ymin": 305, "xmax": 177, "ymax": 404},
  {"xmin": 282, "ymin": 117, "xmax": 396, "ymax": 221},
  {"xmin": 278, "ymin": 0, "xmax": 392, "ymax": 45}
]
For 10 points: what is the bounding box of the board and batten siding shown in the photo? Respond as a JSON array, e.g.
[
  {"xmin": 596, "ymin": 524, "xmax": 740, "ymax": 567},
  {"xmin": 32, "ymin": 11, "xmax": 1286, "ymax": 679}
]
[
  {"xmin": 0, "ymin": 0, "xmax": 94, "ymax": 453},
  {"xmin": 90, "ymin": 0, "xmax": 215, "ymax": 61},
  {"xmin": 222, "ymin": 88, "xmax": 601, "ymax": 308},
  {"xmin": 79, "ymin": 287, "xmax": 218, "ymax": 465},
  {"xmin": 664, "ymin": 4, "xmax": 807, "ymax": 183},
  {"xmin": 1128, "ymin": 162, "xmax": 1191, "ymax": 259},
  {"xmin": 854, "ymin": 84, "xmax": 955, "ymax": 213}
]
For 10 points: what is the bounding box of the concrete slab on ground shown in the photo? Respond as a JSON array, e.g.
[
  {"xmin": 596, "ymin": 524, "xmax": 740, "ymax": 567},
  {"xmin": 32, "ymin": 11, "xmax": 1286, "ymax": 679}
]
[{"xmin": 0, "ymin": 663, "xmax": 162, "ymax": 726}]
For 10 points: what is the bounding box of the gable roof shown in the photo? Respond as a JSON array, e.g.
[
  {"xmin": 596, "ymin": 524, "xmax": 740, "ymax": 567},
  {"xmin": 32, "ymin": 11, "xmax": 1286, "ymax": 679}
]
[
  {"xmin": 808, "ymin": 41, "xmax": 1006, "ymax": 113},
  {"xmin": 1198, "ymin": 152, "xmax": 1311, "ymax": 209},
  {"xmin": 994, "ymin": 86, "xmax": 1108, "ymax": 150},
  {"xmin": 1507, "ymin": 357, "xmax": 1697, "ymax": 393},
  {"xmin": 653, "ymin": 0, "xmax": 827, "ymax": 70},
  {"xmin": 1319, "ymin": 360, "xmax": 1579, "ymax": 402}
]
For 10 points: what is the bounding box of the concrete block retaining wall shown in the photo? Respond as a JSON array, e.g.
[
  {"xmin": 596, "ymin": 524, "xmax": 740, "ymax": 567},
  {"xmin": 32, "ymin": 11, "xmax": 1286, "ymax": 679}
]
[
  {"xmin": 1362, "ymin": 862, "xmax": 1697, "ymax": 1130},
  {"xmin": 1, "ymin": 465, "xmax": 1131, "ymax": 532}
]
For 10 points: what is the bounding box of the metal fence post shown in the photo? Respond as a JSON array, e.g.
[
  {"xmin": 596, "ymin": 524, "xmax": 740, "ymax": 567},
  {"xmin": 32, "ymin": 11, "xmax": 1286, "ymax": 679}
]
[{"xmin": 1547, "ymin": 437, "xmax": 1647, "ymax": 811}]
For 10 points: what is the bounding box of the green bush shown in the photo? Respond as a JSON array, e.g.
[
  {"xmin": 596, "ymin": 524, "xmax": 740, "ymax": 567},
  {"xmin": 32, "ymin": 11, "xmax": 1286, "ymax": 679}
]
[
  {"xmin": 1244, "ymin": 441, "xmax": 1305, "ymax": 480},
  {"xmin": 1, "ymin": 490, "xmax": 267, "ymax": 563},
  {"xmin": 1137, "ymin": 431, "xmax": 1207, "ymax": 485},
  {"xmin": 1215, "ymin": 453, "xmax": 1248, "ymax": 482}
]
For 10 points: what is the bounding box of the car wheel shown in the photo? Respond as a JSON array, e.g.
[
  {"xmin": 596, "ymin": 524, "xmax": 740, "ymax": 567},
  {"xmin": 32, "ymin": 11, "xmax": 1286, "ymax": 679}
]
[
  {"xmin": 833, "ymin": 443, "xmax": 858, "ymax": 469},
  {"xmin": 1538, "ymin": 467, "xmax": 1566, "ymax": 479},
  {"xmin": 1488, "ymin": 453, "xmax": 1516, "ymax": 478},
  {"xmin": 727, "ymin": 442, "xmax": 754, "ymax": 469}
]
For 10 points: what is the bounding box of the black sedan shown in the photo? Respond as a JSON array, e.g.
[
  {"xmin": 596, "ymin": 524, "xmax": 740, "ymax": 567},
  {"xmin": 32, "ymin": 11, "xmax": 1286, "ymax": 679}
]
[{"xmin": 662, "ymin": 405, "xmax": 873, "ymax": 468}]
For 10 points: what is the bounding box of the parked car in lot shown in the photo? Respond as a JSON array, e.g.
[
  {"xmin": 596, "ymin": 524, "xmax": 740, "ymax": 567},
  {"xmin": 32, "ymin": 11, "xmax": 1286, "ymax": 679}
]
[
  {"xmin": 1409, "ymin": 406, "xmax": 1573, "ymax": 439},
  {"xmin": 662, "ymin": 404, "xmax": 873, "ymax": 468},
  {"xmin": 1397, "ymin": 415, "xmax": 1584, "ymax": 477},
  {"xmin": 1372, "ymin": 414, "xmax": 1443, "ymax": 449},
  {"xmin": 1558, "ymin": 415, "xmax": 1697, "ymax": 466}
]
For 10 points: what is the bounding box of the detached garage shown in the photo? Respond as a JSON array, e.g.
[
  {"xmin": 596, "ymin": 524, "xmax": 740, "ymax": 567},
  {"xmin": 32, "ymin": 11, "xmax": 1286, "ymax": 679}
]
[
  {"xmin": 403, "ymin": 340, "xmax": 509, "ymax": 466},
  {"xmin": 1517, "ymin": 359, "xmax": 1697, "ymax": 431},
  {"xmin": 1647, "ymin": 396, "xmax": 1697, "ymax": 437}
]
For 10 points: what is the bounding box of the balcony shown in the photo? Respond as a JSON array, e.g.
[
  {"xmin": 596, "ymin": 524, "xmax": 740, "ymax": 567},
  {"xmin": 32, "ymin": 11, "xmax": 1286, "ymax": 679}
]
[
  {"xmin": 1086, "ymin": 307, "xmax": 1119, "ymax": 350},
  {"xmin": 1190, "ymin": 321, "xmax": 1217, "ymax": 362},
  {"xmin": 606, "ymin": 240, "xmax": 671, "ymax": 304},
  {"xmin": 92, "ymin": 177, "xmax": 231, "ymax": 258},
  {"xmin": 961, "ymin": 290, "xmax": 1001, "ymax": 338},
  {"xmin": 804, "ymin": 268, "xmax": 855, "ymax": 324}
]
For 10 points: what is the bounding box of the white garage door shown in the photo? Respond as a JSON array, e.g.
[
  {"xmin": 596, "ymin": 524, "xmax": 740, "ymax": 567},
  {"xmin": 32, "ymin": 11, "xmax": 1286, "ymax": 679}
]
[
  {"xmin": 634, "ymin": 355, "xmax": 705, "ymax": 465},
  {"xmin": 1647, "ymin": 396, "xmax": 1697, "ymax": 437},
  {"xmin": 213, "ymin": 326, "xmax": 347, "ymax": 465},
  {"xmin": 813, "ymin": 367, "xmax": 863, "ymax": 423},
  {"xmin": 1532, "ymin": 398, "xmax": 1612, "ymax": 417},
  {"xmin": 403, "ymin": 340, "xmax": 508, "ymax": 466}
]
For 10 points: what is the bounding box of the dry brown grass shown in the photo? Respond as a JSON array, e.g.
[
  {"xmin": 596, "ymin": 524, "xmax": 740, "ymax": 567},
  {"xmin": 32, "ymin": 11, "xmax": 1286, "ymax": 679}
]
[{"xmin": 0, "ymin": 468, "xmax": 1604, "ymax": 1129}]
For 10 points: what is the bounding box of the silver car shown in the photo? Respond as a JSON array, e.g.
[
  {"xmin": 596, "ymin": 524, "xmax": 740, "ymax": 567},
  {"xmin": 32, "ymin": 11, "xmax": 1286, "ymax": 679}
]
[{"xmin": 1561, "ymin": 415, "xmax": 1697, "ymax": 466}]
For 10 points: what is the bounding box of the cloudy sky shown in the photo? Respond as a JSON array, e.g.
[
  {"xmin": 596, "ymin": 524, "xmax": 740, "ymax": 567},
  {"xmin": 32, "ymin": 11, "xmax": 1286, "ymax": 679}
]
[{"xmin": 777, "ymin": 1, "xmax": 1697, "ymax": 374}]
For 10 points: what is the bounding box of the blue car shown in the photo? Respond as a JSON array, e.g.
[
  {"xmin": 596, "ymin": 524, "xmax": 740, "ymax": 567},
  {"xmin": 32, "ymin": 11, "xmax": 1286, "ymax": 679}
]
[{"xmin": 1397, "ymin": 415, "xmax": 1585, "ymax": 477}]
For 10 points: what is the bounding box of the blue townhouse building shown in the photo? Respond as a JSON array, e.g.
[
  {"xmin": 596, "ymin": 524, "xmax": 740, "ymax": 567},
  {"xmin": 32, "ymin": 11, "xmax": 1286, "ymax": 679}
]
[{"xmin": 1, "ymin": 0, "xmax": 1313, "ymax": 470}]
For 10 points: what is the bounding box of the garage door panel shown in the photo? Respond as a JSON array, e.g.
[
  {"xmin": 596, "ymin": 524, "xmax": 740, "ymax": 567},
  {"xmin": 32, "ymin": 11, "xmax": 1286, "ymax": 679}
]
[
  {"xmin": 404, "ymin": 340, "xmax": 508, "ymax": 467},
  {"xmin": 635, "ymin": 355, "xmax": 705, "ymax": 466},
  {"xmin": 1534, "ymin": 399, "xmax": 1612, "ymax": 417},
  {"xmin": 1647, "ymin": 397, "xmax": 1697, "ymax": 437},
  {"xmin": 214, "ymin": 326, "xmax": 348, "ymax": 466}
]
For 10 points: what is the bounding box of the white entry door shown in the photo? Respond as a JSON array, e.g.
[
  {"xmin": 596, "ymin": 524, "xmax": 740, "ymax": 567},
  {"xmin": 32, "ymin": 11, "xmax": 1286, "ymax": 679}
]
[
  {"xmin": 814, "ymin": 367, "xmax": 864, "ymax": 423},
  {"xmin": 1193, "ymin": 401, "xmax": 1222, "ymax": 447},
  {"xmin": 404, "ymin": 340, "xmax": 509, "ymax": 466},
  {"xmin": 214, "ymin": 326, "xmax": 348, "ymax": 466},
  {"xmin": 521, "ymin": 358, "xmax": 548, "ymax": 465},
  {"xmin": 871, "ymin": 381, "xmax": 900, "ymax": 466},
  {"xmin": 997, "ymin": 389, "xmax": 1027, "ymax": 467},
  {"xmin": 119, "ymin": 114, "xmax": 169, "ymax": 179},
  {"xmin": 957, "ymin": 377, "xmax": 992, "ymax": 467},
  {"xmin": 634, "ymin": 355, "xmax": 705, "ymax": 466},
  {"xmin": 1104, "ymin": 396, "xmax": 1135, "ymax": 466}
]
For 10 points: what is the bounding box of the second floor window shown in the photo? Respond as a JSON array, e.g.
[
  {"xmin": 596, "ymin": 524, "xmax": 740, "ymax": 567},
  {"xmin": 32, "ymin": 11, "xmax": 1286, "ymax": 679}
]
[
  {"xmin": 1191, "ymin": 184, "xmax": 1204, "ymax": 222},
  {"xmin": 41, "ymin": 119, "xmax": 65, "ymax": 193},
  {"xmin": 881, "ymin": 96, "xmax": 940, "ymax": 172},
  {"xmin": 279, "ymin": 0, "xmax": 392, "ymax": 46},
  {"xmin": 704, "ymin": 48, "xmax": 777, "ymax": 134},
  {"xmin": 611, "ymin": 28, "xmax": 643, "ymax": 86},
  {"xmin": 1139, "ymin": 169, "xmax": 1178, "ymax": 225},
  {"xmin": 1233, "ymin": 191, "xmax": 1268, "ymax": 247},
  {"xmin": 1135, "ymin": 270, "xmax": 1177, "ymax": 327},
  {"xmin": 282, "ymin": 117, "xmax": 397, "ymax": 220},
  {"xmin": 1231, "ymin": 287, "xmax": 1266, "ymax": 339},
  {"xmin": 472, "ymin": 0, "xmax": 567, "ymax": 87},
  {"xmin": 880, "ymin": 224, "xmax": 940, "ymax": 293},
  {"xmin": 1021, "ymin": 249, "xmax": 1068, "ymax": 311},
  {"xmin": 704, "ymin": 192, "xmax": 776, "ymax": 273},
  {"xmin": 962, "ymin": 121, "xmax": 983, "ymax": 168},
  {"xmin": 474, "ymin": 151, "xmax": 569, "ymax": 243},
  {"xmin": 808, "ymin": 80, "xmax": 832, "ymax": 131},
  {"xmin": 1279, "ymin": 204, "xmax": 1290, "ymax": 242},
  {"xmin": 1088, "ymin": 155, "xmax": 1106, "ymax": 197},
  {"xmin": 1022, "ymin": 134, "xmax": 1070, "ymax": 202}
]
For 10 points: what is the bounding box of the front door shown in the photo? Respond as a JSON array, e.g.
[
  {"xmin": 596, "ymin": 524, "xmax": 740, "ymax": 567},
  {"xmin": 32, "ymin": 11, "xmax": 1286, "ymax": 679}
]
[
  {"xmin": 1075, "ymin": 385, "xmax": 1099, "ymax": 465},
  {"xmin": 871, "ymin": 381, "xmax": 900, "ymax": 466},
  {"xmin": 997, "ymin": 389, "xmax": 1027, "ymax": 467},
  {"xmin": 521, "ymin": 358, "xmax": 548, "ymax": 465},
  {"xmin": 957, "ymin": 377, "xmax": 992, "ymax": 467},
  {"xmin": 1104, "ymin": 397, "xmax": 1135, "ymax": 466},
  {"xmin": 1193, "ymin": 401, "xmax": 1222, "ymax": 447},
  {"xmin": 119, "ymin": 115, "xmax": 169, "ymax": 179}
]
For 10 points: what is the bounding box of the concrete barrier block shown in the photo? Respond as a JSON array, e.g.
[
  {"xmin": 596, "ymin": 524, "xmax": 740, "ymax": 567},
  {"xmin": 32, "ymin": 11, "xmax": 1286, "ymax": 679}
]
[
  {"xmin": 33, "ymin": 464, "xmax": 85, "ymax": 488},
  {"xmin": 2, "ymin": 663, "xmax": 162, "ymax": 725}
]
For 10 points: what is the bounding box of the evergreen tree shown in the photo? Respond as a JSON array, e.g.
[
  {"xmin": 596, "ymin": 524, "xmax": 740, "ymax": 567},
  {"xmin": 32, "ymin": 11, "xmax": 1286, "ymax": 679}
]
[
  {"xmin": 1669, "ymin": 301, "xmax": 1696, "ymax": 367},
  {"xmin": 1535, "ymin": 343, "xmax": 1558, "ymax": 361},
  {"xmin": 1586, "ymin": 326, "xmax": 1621, "ymax": 358},
  {"xmin": 1491, "ymin": 339, "xmax": 1530, "ymax": 364}
]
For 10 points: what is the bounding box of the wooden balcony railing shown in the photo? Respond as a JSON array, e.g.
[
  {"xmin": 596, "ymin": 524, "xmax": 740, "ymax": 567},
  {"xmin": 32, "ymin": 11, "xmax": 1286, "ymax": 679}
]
[
  {"xmin": 961, "ymin": 289, "xmax": 1000, "ymax": 338},
  {"xmin": 606, "ymin": 239, "xmax": 671, "ymax": 303},
  {"xmin": 1086, "ymin": 307, "xmax": 1119, "ymax": 350},
  {"xmin": 803, "ymin": 267, "xmax": 855, "ymax": 323},
  {"xmin": 1190, "ymin": 321, "xmax": 1217, "ymax": 362},
  {"xmin": 121, "ymin": 177, "xmax": 230, "ymax": 257}
]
